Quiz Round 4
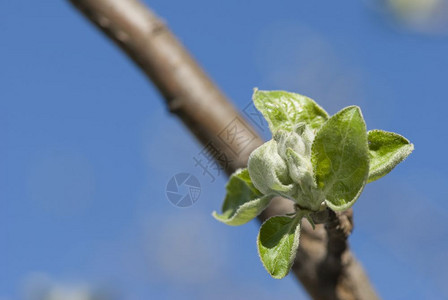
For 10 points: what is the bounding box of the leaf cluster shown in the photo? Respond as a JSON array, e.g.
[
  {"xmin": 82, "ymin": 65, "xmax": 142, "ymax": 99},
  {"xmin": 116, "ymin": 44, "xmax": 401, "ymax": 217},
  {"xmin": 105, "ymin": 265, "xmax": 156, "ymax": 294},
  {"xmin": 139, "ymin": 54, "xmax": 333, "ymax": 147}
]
[{"xmin": 214, "ymin": 89, "xmax": 413, "ymax": 278}]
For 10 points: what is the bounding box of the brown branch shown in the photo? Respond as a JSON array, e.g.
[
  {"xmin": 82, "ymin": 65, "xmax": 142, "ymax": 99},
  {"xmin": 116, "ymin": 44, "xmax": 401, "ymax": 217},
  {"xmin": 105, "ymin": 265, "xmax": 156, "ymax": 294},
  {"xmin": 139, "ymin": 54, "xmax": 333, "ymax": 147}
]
[
  {"xmin": 306, "ymin": 208, "xmax": 377, "ymax": 300},
  {"xmin": 67, "ymin": 0, "xmax": 379, "ymax": 299}
]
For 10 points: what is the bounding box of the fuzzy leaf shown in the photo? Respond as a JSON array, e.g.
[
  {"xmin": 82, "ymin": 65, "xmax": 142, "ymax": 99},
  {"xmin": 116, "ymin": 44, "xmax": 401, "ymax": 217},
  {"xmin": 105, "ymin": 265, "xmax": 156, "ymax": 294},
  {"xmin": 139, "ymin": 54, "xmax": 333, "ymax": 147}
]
[
  {"xmin": 213, "ymin": 169, "xmax": 273, "ymax": 226},
  {"xmin": 247, "ymin": 140, "xmax": 295, "ymax": 196},
  {"xmin": 311, "ymin": 106, "xmax": 369, "ymax": 211},
  {"xmin": 367, "ymin": 130, "xmax": 414, "ymax": 183},
  {"xmin": 257, "ymin": 215, "xmax": 301, "ymax": 279},
  {"xmin": 285, "ymin": 147, "xmax": 314, "ymax": 187},
  {"xmin": 252, "ymin": 89, "xmax": 329, "ymax": 132}
]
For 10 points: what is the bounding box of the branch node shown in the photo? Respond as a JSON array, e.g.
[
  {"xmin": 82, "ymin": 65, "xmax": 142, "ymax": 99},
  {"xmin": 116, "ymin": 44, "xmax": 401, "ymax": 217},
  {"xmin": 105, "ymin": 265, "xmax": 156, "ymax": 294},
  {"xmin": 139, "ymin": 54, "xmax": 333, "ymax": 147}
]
[{"xmin": 167, "ymin": 97, "xmax": 184, "ymax": 113}]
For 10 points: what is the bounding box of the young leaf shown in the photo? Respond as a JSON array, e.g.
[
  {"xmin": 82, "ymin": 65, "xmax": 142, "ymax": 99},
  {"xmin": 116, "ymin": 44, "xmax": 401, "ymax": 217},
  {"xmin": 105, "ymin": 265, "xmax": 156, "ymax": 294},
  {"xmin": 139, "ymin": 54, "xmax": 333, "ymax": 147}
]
[
  {"xmin": 213, "ymin": 169, "xmax": 273, "ymax": 226},
  {"xmin": 367, "ymin": 130, "xmax": 414, "ymax": 183},
  {"xmin": 247, "ymin": 140, "xmax": 295, "ymax": 196},
  {"xmin": 285, "ymin": 148, "xmax": 325, "ymax": 211},
  {"xmin": 257, "ymin": 215, "xmax": 301, "ymax": 279},
  {"xmin": 285, "ymin": 147, "xmax": 314, "ymax": 187},
  {"xmin": 311, "ymin": 106, "xmax": 369, "ymax": 211},
  {"xmin": 252, "ymin": 89, "xmax": 329, "ymax": 132}
]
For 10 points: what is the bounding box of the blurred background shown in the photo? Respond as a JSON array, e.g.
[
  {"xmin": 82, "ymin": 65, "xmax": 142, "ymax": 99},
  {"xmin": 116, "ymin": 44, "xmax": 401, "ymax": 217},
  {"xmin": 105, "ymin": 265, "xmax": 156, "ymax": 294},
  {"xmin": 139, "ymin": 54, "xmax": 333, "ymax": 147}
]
[{"xmin": 1, "ymin": 0, "xmax": 448, "ymax": 299}]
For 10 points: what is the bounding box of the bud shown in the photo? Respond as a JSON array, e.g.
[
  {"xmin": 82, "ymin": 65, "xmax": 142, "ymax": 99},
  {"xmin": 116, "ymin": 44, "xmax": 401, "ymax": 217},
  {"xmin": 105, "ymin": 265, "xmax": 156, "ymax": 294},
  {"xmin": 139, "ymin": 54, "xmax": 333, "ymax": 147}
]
[{"xmin": 247, "ymin": 124, "xmax": 324, "ymax": 211}]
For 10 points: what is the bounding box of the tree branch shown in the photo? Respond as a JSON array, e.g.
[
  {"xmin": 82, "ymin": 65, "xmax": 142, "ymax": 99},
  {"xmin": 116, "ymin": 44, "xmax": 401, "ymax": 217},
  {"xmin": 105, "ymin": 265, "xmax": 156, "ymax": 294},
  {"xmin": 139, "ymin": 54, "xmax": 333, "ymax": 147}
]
[{"xmin": 68, "ymin": 0, "xmax": 379, "ymax": 299}]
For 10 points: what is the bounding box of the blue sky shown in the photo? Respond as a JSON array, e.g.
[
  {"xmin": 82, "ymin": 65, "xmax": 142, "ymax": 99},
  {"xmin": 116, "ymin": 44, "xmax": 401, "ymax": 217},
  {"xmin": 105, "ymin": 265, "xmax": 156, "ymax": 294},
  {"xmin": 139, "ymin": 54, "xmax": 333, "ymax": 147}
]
[{"xmin": 1, "ymin": 0, "xmax": 448, "ymax": 299}]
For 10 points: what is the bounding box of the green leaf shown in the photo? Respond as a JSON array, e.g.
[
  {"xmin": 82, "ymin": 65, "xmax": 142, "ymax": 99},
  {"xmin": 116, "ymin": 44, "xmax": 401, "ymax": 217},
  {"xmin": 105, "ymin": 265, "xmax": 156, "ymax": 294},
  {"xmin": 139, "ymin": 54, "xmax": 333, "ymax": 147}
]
[
  {"xmin": 285, "ymin": 147, "xmax": 314, "ymax": 186},
  {"xmin": 252, "ymin": 89, "xmax": 329, "ymax": 133},
  {"xmin": 247, "ymin": 140, "xmax": 295, "ymax": 196},
  {"xmin": 213, "ymin": 169, "xmax": 273, "ymax": 226},
  {"xmin": 257, "ymin": 215, "xmax": 301, "ymax": 279},
  {"xmin": 285, "ymin": 148, "xmax": 325, "ymax": 210},
  {"xmin": 367, "ymin": 130, "xmax": 414, "ymax": 183},
  {"xmin": 311, "ymin": 106, "xmax": 369, "ymax": 211}
]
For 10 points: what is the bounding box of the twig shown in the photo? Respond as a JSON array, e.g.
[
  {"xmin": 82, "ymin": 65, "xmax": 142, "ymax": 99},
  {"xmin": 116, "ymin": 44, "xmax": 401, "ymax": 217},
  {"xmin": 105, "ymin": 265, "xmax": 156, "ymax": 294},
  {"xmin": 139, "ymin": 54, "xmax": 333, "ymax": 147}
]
[{"xmin": 68, "ymin": 1, "xmax": 379, "ymax": 299}]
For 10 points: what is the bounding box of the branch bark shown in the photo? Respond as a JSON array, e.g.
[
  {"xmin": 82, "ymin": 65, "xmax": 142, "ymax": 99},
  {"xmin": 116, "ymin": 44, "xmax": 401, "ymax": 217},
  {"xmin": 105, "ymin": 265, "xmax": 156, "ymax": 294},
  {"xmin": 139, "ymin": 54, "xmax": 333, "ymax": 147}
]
[{"xmin": 68, "ymin": 1, "xmax": 379, "ymax": 299}]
